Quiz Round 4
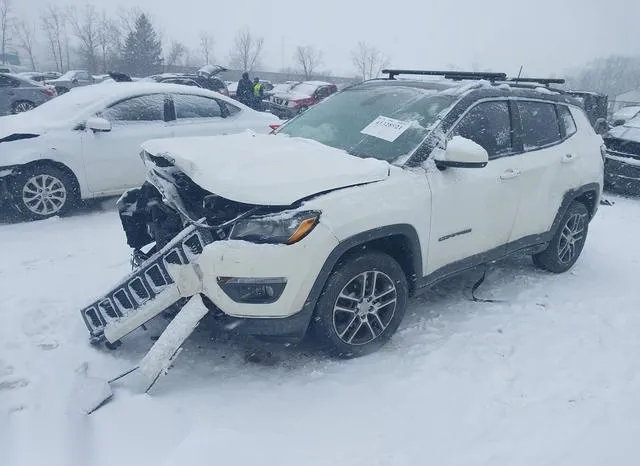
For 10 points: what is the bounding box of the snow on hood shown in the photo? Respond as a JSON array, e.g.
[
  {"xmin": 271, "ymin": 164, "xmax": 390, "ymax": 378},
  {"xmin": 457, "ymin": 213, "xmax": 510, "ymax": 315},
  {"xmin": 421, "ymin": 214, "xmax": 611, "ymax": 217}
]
[
  {"xmin": 606, "ymin": 124, "xmax": 640, "ymax": 143},
  {"xmin": 142, "ymin": 132, "xmax": 390, "ymax": 206}
]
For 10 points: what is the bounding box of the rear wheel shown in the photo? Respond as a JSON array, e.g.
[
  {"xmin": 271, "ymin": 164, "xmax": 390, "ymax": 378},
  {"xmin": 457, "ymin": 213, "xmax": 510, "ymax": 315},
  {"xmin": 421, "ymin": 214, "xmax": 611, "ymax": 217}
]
[
  {"xmin": 533, "ymin": 202, "xmax": 589, "ymax": 273},
  {"xmin": 310, "ymin": 252, "xmax": 408, "ymax": 358},
  {"xmin": 12, "ymin": 100, "xmax": 36, "ymax": 114},
  {"xmin": 11, "ymin": 165, "xmax": 79, "ymax": 220}
]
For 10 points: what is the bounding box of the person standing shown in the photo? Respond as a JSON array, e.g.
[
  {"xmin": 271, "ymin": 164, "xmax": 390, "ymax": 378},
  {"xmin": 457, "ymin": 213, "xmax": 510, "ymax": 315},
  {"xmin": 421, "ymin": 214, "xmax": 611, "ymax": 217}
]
[
  {"xmin": 252, "ymin": 77, "xmax": 265, "ymax": 111},
  {"xmin": 236, "ymin": 72, "xmax": 253, "ymax": 107}
]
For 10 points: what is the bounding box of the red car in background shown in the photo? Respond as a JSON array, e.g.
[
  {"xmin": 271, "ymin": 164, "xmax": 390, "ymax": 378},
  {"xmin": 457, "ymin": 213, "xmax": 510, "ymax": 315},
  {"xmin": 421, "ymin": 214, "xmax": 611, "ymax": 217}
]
[{"xmin": 268, "ymin": 81, "xmax": 338, "ymax": 119}]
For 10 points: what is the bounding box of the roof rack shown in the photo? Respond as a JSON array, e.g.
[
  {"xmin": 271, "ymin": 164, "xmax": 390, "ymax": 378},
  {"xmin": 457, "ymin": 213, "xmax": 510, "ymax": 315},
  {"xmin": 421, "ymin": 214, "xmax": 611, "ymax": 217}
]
[
  {"xmin": 381, "ymin": 69, "xmax": 507, "ymax": 81},
  {"xmin": 507, "ymin": 77, "xmax": 566, "ymax": 87}
]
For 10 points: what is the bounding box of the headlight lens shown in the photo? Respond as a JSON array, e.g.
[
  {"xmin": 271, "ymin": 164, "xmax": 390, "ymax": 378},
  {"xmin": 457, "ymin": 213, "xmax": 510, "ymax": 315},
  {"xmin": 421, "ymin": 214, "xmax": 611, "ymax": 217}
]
[{"xmin": 230, "ymin": 210, "xmax": 320, "ymax": 244}]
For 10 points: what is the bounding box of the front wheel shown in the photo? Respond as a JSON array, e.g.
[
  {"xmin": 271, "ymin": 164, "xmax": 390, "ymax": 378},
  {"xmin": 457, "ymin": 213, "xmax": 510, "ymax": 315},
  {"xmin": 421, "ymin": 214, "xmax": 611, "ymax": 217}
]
[
  {"xmin": 12, "ymin": 100, "xmax": 36, "ymax": 114},
  {"xmin": 533, "ymin": 202, "xmax": 589, "ymax": 273},
  {"xmin": 310, "ymin": 252, "xmax": 408, "ymax": 358},
  {"xmin": 12, "ymin": 165, "xmax": 79, "ymax": 220}
]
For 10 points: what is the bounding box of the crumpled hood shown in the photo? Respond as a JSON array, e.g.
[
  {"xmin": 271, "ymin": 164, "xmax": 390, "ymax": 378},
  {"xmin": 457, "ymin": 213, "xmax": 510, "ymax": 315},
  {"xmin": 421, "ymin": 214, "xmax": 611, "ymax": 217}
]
[
  {"xmin": 605, "ymin": 125, "xmax": 640, "ymax": 143},
  {"xmin": 141, "ymin": 132, "xmax": 390, "ymax": 206}
]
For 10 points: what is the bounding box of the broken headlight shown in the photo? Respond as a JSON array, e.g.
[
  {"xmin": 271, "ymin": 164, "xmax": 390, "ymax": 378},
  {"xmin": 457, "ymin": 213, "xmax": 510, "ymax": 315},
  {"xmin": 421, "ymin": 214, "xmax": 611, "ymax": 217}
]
[{"xmin": 229, "ymin": 210, "xmax": 320, "ymax": 244}]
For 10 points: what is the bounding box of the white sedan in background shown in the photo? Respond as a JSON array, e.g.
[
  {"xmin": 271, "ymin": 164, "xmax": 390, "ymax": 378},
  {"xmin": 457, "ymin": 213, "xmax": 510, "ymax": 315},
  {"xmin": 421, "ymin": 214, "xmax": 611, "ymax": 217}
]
[{"xmin": 0, "ymin": 82, "xmax": 279, "ymax": 220}]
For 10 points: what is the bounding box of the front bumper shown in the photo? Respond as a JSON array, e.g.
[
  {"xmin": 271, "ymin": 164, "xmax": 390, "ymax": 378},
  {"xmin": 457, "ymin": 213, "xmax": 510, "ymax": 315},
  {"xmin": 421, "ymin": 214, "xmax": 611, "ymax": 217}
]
[
  {"xmin": 80, "ymin": 221, "xmax": 339, "ymax": 344},
  {"xmin": 605, "ymin": 153, "xmax": 640, "ymax": 191},
  {"xmin": 269, "ymin": 103, "xmax": 298, "ymax": 119}
]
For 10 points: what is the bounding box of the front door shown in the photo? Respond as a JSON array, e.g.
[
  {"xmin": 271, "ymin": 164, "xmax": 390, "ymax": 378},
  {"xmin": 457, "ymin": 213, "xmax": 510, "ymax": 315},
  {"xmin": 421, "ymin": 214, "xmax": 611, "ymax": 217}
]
[
  {"xmin": 425, "ymin": 100, "xmax": 522, "ymax": 275},
  {"xmin": 82, "ymin": 93, "xmax": 172, "ymax": 194}
]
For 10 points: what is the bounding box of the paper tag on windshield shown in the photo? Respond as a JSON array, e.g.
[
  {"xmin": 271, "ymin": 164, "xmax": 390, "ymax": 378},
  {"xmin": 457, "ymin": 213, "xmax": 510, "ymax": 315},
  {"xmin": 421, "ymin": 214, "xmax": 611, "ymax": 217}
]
[{"xmin": 360, "ymin": 116, "xmax": 411, "ymax": 142}]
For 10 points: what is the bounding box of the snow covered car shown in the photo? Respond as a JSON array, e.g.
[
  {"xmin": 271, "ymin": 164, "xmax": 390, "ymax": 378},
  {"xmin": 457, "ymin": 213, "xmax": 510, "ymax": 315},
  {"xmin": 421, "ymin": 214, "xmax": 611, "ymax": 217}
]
[
  {"xmin": 610, "ymin": 106, "xmax": 640, "ymax": 127},
  {"xmin": 80, "ymin": 70, "xmax": 604, "ymax": 358},
  {"xmin": 46, "ymin": 69, "xmax": 95, "ymax": 94},
  {"xmin": 603, "ymin": 115, "xmax": 640, "ymax": 192},
  {"xmin": 0, "ymin": 72, "xmax": 57, "ymax": 115},
  {"xmin": 0, "ymin": 82, "xmax": 279, "ymax": 220},
  {"xmin": 268, "ymin": 81, "xmax": 337, "ymax": 119}
]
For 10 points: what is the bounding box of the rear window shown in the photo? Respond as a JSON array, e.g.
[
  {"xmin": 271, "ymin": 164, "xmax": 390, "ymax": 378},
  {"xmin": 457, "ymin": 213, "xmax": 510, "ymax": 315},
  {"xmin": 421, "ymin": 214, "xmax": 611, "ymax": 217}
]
[{"xmin": 517, "ymin": 101, "xmax": 562, "ymax": 150}]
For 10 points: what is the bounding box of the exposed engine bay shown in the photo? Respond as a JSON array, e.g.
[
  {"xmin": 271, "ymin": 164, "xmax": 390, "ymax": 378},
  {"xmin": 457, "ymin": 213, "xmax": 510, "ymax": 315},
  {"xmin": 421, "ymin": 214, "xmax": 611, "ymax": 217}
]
[{"xmin": 117, "ymin": 151, "xmax": 272, "ymax": 263}]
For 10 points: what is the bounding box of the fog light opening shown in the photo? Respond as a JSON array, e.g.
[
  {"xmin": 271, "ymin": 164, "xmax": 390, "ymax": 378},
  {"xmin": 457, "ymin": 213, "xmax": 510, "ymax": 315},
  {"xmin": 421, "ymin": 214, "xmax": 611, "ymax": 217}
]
[{"xmin": 217, "ymin": 277, "xmax": 287, "ymax": 304}]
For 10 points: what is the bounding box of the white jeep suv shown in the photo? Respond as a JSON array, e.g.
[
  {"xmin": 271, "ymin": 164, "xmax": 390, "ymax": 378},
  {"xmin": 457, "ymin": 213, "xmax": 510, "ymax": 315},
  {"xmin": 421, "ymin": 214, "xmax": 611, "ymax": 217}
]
[{"xmin": 80, "ymin": 70, "xmax": 604, "ymax": 357}]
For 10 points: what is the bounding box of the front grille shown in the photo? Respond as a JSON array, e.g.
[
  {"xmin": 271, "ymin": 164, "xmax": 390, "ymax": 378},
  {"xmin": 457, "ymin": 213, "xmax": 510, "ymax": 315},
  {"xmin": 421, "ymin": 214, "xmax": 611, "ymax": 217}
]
[{"xmin": 80, "ymin": 225, "xmax": 214, "ymax": 339}]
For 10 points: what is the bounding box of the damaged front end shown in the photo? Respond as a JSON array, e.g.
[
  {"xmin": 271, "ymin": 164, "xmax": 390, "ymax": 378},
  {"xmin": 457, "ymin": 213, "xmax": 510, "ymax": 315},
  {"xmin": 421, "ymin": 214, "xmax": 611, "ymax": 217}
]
[{"xmin": 80, "ymin": 150, "xmax": 264, "ymax": 346}]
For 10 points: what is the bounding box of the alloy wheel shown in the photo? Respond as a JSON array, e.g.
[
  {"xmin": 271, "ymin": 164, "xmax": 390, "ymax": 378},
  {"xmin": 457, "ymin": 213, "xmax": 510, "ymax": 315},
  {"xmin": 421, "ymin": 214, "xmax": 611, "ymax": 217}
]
[
  {"xmin": 332, "ymin": 270, "xmax": 398, "ymax": 346},
  {"xmin": 22, "ymin": 174, "xmax": 67, "ymax": 216},
  {"xmin": 13, "ymin": 101, "xmax": 35, "ymax": 113},
  {"xmin": 557, "ymin": 212, "xmax": 586, "ymax": 264}
]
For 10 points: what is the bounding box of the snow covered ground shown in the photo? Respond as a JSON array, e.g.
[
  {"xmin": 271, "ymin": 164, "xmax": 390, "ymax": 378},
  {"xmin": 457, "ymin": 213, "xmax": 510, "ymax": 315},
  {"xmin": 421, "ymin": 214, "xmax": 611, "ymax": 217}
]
[{"xmin": 2, "ymin": 194, "xmax": 640, "ymax": 466}]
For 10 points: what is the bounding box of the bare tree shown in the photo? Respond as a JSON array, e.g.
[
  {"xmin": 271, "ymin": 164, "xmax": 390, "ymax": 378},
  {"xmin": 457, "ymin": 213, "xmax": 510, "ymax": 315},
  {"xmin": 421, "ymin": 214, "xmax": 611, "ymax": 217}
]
[
  {"xmin": 96, "ymin": 11, "xmax": 121, "ymax": 73},
  {"xmin": 13, "ymin": 20, "xmax": 37, "ymax": 70},
  {"xmin": 294, "ymin": 45, "xmax": 322, "ymax": 79},
  {"xmin": 41, "ymin": 5, "xmax": 67, "ymax": 72},
  {"xmin": 199, "ymin": 31, "xmax": 214, "ymax": 65},
  {"xmin": 351, "ymin": 41, "xmax": 388, "ymax": 81},
  {"xmin": 228, "ymin": 27, "xmax": 264, "ymax": 72},
  {"xmin": 165, "ymin": 40, "xmax": 187, "ymax": 69},
  {"xmin": 0, "ymin": 0, "xmax": 12, "ymax": 63},
  {"xmin": 68, "ymin": 4, "xmax": 100, "ymax": 73}
]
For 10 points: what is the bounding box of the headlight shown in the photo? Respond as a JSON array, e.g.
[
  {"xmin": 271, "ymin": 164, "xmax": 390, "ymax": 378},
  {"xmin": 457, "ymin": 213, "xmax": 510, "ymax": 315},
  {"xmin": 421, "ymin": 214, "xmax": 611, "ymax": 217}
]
[{"xmin": 230, "ymin": 210, "xmax": 320, "ymax": 244}]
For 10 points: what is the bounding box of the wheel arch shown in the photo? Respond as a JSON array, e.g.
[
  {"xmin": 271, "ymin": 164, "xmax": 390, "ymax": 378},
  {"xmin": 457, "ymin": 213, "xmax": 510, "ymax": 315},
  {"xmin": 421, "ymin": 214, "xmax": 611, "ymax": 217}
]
[
  {"xmin": 13, "ymin": 159, "xmax": 82, "ymax": 199},
  {"xmin": 296, "ymin": 224, "xmax": 423, "ymax": 336},
  {"xmin": 550, "ymin": 182, "xmax": 600, "ymax": 235}
]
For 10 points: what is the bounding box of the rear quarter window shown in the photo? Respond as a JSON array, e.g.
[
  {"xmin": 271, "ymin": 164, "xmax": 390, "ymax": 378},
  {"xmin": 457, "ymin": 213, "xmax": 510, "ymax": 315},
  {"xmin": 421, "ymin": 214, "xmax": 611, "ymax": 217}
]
[{"xmin": 557, "ymin": 105, "xmax": 577, "ymax": 138}]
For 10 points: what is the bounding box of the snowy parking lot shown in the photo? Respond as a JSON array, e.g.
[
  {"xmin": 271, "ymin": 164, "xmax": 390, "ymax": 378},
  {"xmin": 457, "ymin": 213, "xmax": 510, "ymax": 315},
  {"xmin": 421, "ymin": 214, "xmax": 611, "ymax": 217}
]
[{"xmin": 2, "ymin": 193, "xmax": 640, "ymax": 466}]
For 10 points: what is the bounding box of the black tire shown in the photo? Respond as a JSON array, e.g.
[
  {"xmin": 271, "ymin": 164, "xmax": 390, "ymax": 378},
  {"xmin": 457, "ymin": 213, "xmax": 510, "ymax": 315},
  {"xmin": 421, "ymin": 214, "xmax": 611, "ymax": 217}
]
[
  {"xmin": 11, "ymin": 100, "xmax": 36, "ymax": 114},
  {"xmin": 11, "ymin": 164, "xmax": 79, "ymax": 221},
  {"xmin": 310, "ymin": 251, "xmax": 408, "ymax": 358},
  {"xmin": 533, "ymin": 202, "xmax": 589, "ymax": 273}
]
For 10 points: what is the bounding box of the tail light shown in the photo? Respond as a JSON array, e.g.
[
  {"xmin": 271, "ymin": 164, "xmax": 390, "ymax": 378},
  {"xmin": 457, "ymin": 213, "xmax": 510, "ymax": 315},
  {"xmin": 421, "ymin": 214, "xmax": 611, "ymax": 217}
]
[
  {"xmin": 269, "ymin": 124, "xmax": 280, "ymax": 133},
  {"xmin": 43, "ymin": 86, "xmax": 57, "ymax": 97}
]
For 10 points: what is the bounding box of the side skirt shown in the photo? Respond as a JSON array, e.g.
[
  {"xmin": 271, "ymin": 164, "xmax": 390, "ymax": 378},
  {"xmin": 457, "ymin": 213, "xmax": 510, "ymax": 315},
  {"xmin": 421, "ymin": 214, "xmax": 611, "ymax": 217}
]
[{"xmin": 414, "ymin": 232, "xmax": 552, "ymax": 292}]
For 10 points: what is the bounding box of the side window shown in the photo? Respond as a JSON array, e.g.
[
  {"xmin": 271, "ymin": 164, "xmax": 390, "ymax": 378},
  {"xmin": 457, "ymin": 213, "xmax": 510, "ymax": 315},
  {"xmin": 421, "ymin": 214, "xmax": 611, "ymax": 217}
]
[
  {"xmin": 101, "ymin": 94, "xmax": 166, "ymax": 122},
  {"xmin": 315, "ymin": 86, "xmax": 330, "ymax": 99},
  {"xmin": 517, "ymin": 101, "xmax": 562, "ymax": 149},
  {"xmin": 76, "ymin": 71, "xmax": 90, "ymax": 81},
  {"xmin": 225, "ymin": 102, "xmax": 241, "ymax": 116},
  {"xmin": 557, "ymin": 105, "xmax": 577, "ymax": 138},
  {"xmin": 451, "ymin": 101, "xmax": 513, "ymax": 159},
  {"xmin": 0, "ymin": 75, "xmax": 18, "ymax": 87},
  {"xmin": 173, "ymin": 94, "xmax": 222, "ymax": 119}
]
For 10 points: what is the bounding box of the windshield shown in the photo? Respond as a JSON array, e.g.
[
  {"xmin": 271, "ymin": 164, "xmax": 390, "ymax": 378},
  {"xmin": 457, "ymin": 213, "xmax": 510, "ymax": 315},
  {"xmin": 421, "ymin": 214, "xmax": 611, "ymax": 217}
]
[
  {"xmin": 58, "ymin": 70, "xmax": 78, "ymax": 80},
  {"xmin": 289, "ymin": 82, "xmax": 320, "ymax": 96},
  {"xmin": 278, "ymin": 85, "xmax": 454, "ymax": 163}
]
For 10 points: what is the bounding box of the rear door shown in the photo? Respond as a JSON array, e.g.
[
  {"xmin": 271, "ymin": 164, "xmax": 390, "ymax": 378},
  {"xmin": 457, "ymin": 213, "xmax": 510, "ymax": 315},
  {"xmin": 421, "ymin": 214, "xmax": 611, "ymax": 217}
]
[
  {"xmin": 507, "ymin": 100, "xmax": 570, "ymax": 242},
  {"xmin": 425, "ymin": 100, "xmax": 522, "ymax": 273},
  {"xmin": 168, "ymin": 93, "xmax": 239, "ymax": 138},
  {"xmin": 82, "ymin": 93, "xmax": 172, "ymax": 194}
]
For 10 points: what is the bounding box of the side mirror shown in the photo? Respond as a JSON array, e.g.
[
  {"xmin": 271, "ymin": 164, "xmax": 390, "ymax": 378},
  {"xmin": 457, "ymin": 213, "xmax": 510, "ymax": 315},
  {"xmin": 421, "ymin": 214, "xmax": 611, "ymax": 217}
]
[
  {"xmin": 86, "ymin": 117, "xmax": 112, "ymax": 133},
  {"xmin": 434, "ymin": 136, "xmax": 489, "ymax": 169}
]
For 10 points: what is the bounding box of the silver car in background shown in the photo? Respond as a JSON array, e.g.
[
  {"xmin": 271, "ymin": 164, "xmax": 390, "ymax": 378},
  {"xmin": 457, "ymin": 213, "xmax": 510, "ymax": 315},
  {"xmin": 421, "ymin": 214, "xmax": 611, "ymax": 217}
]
[{"xmin": 0, "ymin": 73, "xmax": 57, "ymax": 115}]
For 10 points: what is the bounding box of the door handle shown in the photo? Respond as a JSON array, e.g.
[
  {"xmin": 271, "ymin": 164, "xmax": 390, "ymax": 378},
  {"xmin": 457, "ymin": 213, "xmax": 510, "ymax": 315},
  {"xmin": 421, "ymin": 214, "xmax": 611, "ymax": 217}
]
[
  {"xmin": 562, "ymin": 153, "xmax": 577, "ymax": 163},
  {"xmin": 500, "ymin": 168, "xmax": 521, "ymax": 180}
]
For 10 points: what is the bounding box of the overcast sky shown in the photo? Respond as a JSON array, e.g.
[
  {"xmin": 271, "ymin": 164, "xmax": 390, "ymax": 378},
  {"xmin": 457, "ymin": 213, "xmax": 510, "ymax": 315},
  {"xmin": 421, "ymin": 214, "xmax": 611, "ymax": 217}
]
[{"xmin": 14, "ymin": 0, "xmax": 640, "ymax": 77}]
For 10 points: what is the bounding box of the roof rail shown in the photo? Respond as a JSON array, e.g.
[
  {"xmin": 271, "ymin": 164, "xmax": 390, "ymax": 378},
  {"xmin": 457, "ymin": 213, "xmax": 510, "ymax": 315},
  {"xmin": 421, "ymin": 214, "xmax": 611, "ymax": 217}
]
[
  {"xmin": 507, "ymin": 77, "xmax": 566, "ymax": 87},
  {"xmin": 382, "ymin": 69, "xmax": 507, "ymax": 81}
]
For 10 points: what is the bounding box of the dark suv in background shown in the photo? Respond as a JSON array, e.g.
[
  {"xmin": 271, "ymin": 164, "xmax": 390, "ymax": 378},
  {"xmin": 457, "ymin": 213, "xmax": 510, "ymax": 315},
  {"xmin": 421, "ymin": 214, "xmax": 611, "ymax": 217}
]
[{"xmin": 145, "ymin": 65, "xmax": 229, "ymax": 96}]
